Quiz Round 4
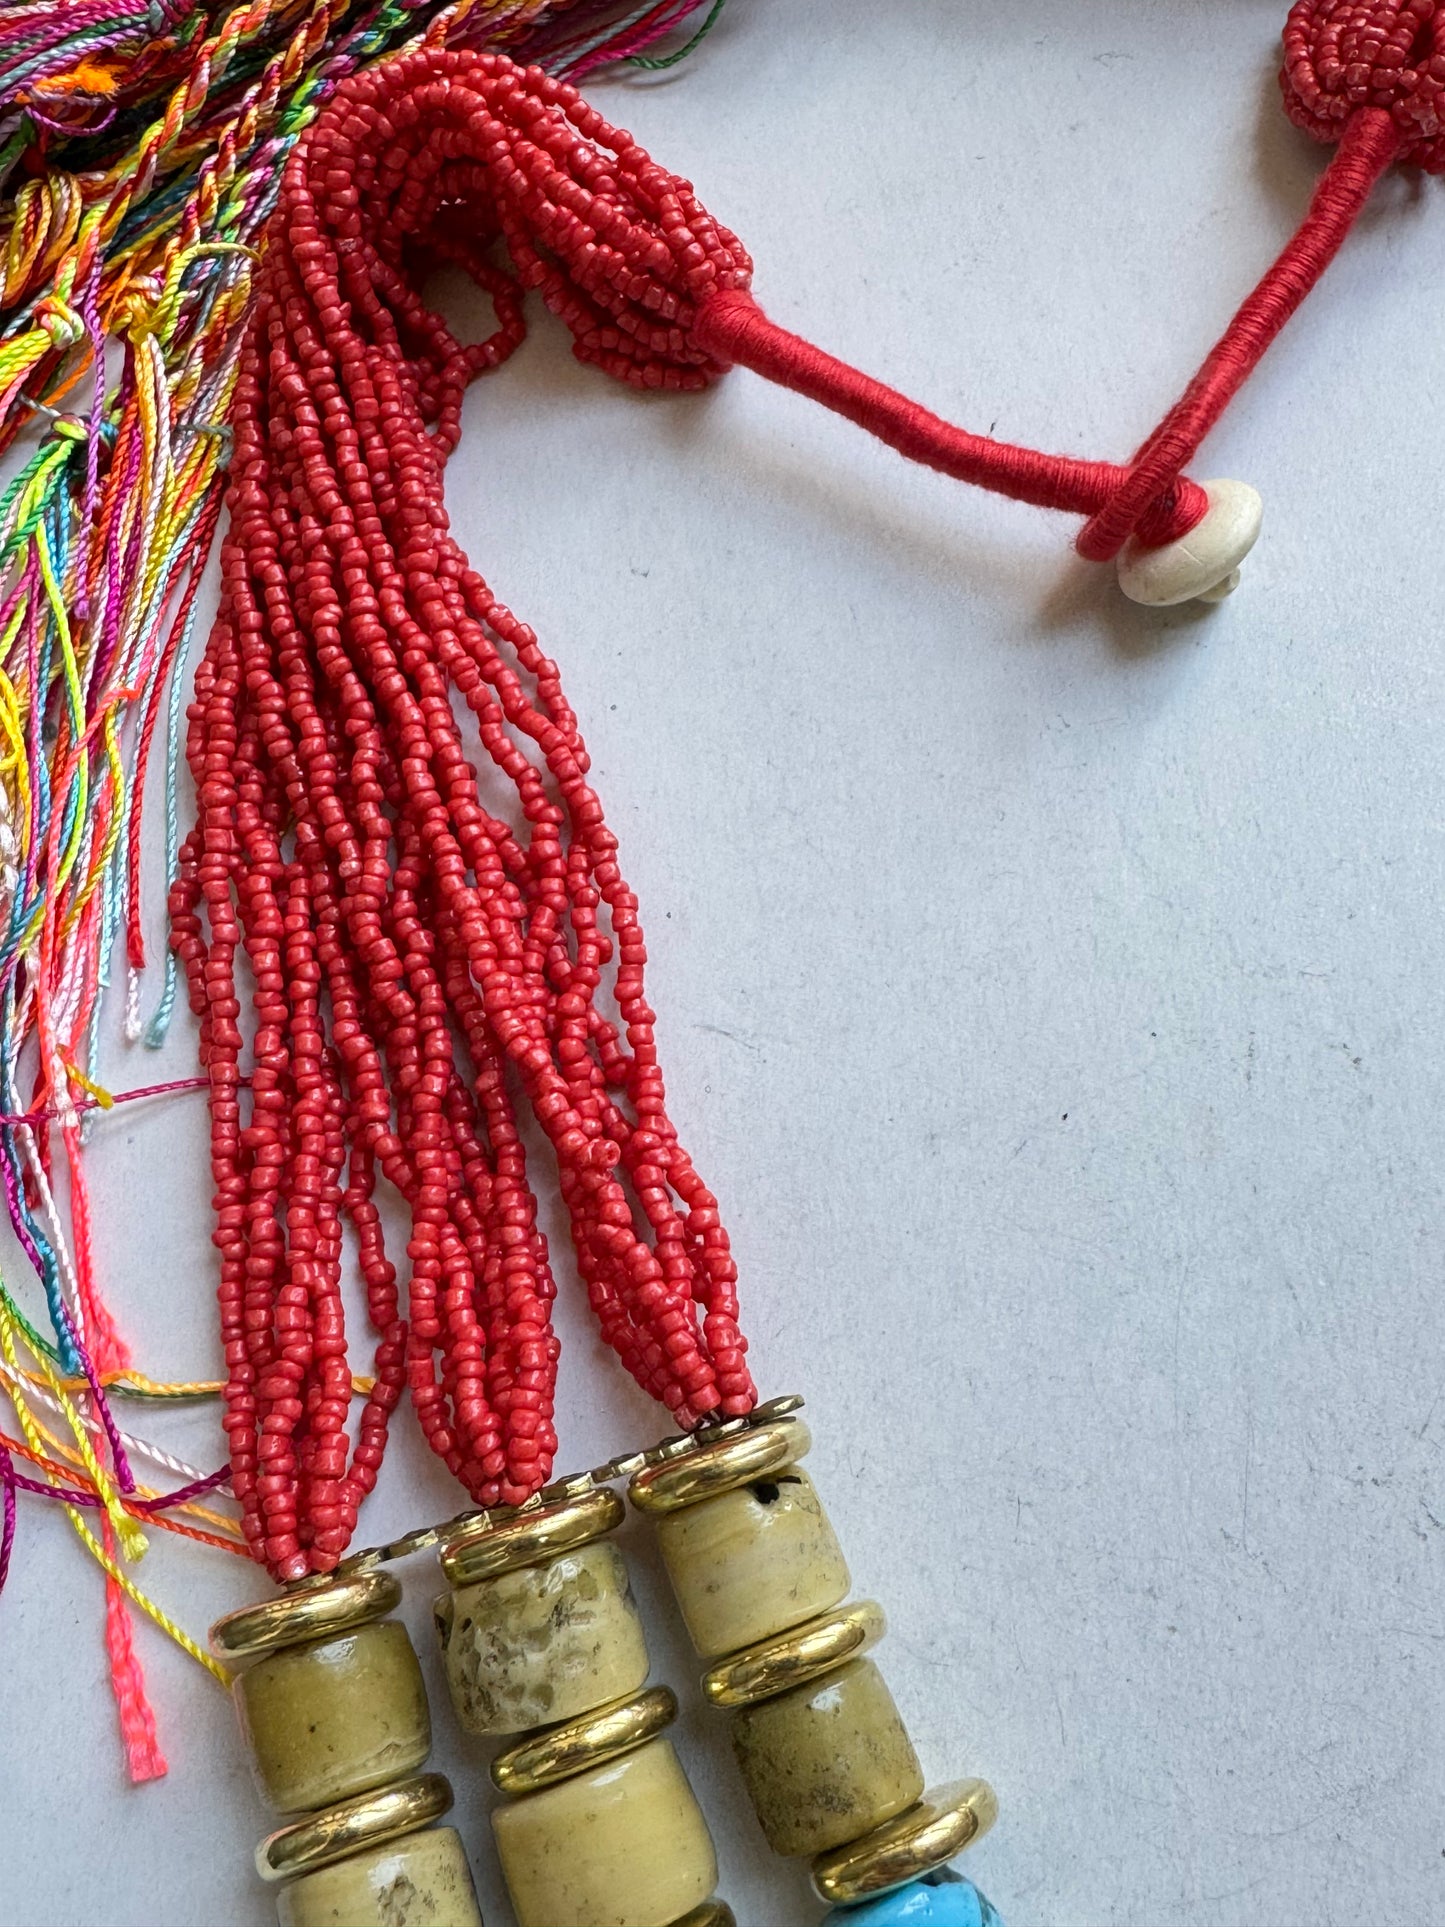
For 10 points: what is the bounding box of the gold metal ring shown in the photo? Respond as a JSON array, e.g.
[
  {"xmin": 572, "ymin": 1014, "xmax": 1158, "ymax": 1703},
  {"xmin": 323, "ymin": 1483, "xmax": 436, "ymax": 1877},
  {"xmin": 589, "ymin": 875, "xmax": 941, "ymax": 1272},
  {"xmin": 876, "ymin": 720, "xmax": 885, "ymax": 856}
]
[
  {"xmin": 628, "ymin": 1419, "xmax": 811, "ymax": 1516},
  {"xmin": 439, "ymin": 1485, "xmax": 624, "ymax": 1586},
  {"xmin": 490, "ymin": 1686, "xmax": 678, "ymax": 1795},
  {"xmin": 701, "ymin": 1599, "xmax": 884, "ymax": 1708},
  {"xmin": 255, "ymin": 1773, "xmax": 454, "ymax": 1882},
  {"xmin": 209, "ymin": 1570, "xmax": 401, "ymax": 1663},
  {"xmin": 670, "ymin": 1903, "xmax": 737, "ymax": 1927},
  {"xmin": 810, "ymin": 1778, "xmax": 999, "ymax": 1905}
]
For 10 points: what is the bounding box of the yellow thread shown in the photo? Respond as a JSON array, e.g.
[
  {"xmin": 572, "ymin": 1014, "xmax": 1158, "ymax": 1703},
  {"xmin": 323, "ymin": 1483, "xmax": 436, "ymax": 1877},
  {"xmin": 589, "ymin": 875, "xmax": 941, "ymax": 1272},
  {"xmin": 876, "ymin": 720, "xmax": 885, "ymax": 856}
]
[
  {"xmin": 23, "ymin": 1366, "xmax": 376, "ymax": 1399},
  {"xmin": 110, "ymin": 1371, "xmax": 225, "ymax": 1397},
  {"xmin": 2, "ymin": 1311, "xmax": 145, "ymax": 1560},
  {"xmin": 61, "ymin": 1060, "xmax": 114, "ymax": 1109},
  {"xmin": 64, "ymin": 1510, "xmax": 230, "ymax": 1685}
]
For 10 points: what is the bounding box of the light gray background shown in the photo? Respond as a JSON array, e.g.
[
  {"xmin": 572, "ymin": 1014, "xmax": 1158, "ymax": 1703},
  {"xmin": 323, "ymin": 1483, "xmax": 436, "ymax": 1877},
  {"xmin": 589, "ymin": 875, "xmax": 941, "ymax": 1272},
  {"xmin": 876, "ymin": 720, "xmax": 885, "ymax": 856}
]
[{"xmin": 4, "ymin": 2, "xmax": 1443, "ymax": 1923}]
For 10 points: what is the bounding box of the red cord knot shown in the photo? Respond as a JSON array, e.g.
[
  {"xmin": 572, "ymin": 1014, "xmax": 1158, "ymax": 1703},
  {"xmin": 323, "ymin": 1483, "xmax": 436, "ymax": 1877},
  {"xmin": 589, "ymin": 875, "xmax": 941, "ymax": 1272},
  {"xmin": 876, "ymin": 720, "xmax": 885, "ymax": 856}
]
[
  {"xmin": 1116, "ymin": 480, "xmax": 1264, "ymax": 606},
  {"xmin": 1282, "ymin": 0, "xmax": 1445, "ymax": 169},
  {"xmin": 1126, "ymin": 480, "xmax": 1212, "ymax": 550}
]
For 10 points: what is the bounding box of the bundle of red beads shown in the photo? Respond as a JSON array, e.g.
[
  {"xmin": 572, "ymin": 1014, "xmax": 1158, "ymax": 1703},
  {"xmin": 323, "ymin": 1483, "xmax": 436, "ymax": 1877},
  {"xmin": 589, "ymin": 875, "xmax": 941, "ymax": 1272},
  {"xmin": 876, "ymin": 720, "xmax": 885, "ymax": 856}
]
[
  {"xmin": 173, "ymin": 46, "xmax": 757, "ymax": 1581},
  {"xmin": 1283, "ymin": 0, "xmax": 1445, "ymax": 169}
]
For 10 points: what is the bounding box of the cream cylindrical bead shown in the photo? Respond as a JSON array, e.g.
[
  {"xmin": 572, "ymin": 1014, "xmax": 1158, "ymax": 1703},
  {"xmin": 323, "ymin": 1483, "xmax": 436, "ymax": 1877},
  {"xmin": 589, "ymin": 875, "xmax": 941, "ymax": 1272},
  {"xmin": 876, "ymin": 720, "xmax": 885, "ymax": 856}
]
[
  {"xmin": 655, "ymin": 1467, "xmax": 850, "ymax": 1657},
  {"xmin": 436, "ymin": 1540, "xmax": 649, "ymax": 1737},
  {"xmin": 492, "ymin": 1737, "xmax": 717, "ymax": 1927},
  {"xmin": 275, "ymin": 1826, "xmax": 484, "ymax": 1927},
  {"xmin": 235, "ymin": 1620, "xmax": 431, "ymax": 1814},
  {"xmin": 729, "ymin": 1657, "xmax": 924, "ymax": 1857}
]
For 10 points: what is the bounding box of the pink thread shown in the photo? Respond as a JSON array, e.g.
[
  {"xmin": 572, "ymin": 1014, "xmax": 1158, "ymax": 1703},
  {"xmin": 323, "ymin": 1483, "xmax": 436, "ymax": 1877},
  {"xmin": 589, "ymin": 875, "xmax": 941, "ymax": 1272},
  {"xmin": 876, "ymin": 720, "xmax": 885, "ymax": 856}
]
[
  {"xmin": 100, "ymin": 1516, "xmax": 167, "ymax": 1785},
  {"xmin": 0, "ymin": 1074, "xmax": 225, "ymax": 1129},
  {"xmin": 8, "ymin": 1465, "xmax": 232, "ymax": 1510}
]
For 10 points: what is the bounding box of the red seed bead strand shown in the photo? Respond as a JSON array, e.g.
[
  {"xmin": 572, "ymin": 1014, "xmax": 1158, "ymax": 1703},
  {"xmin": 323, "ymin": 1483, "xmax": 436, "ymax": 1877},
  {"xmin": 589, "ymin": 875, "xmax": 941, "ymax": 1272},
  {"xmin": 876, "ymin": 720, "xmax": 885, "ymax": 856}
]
[
  {"xmin": 176, "ymin": 47, "xmax": 768, "ymax": 1579},
  {"xmin": 246, "ymin": 272, "xmax": 551, "ymax": 1508},
  {"xmin": 284, "ymin": 50, "xmax": 755, "ymax": 1424},
  {"xmin": 175, "ymin": 555, "xmax": 411, "ymax": 1576}
]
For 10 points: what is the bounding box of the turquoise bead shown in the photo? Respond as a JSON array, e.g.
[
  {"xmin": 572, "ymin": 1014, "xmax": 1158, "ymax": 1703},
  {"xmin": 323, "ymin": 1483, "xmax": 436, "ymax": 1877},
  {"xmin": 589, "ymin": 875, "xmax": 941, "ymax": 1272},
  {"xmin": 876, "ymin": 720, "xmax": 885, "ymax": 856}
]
[{"xmin": 822, "ymin": 1875, "xmax": 1004, "ymax": 1927}]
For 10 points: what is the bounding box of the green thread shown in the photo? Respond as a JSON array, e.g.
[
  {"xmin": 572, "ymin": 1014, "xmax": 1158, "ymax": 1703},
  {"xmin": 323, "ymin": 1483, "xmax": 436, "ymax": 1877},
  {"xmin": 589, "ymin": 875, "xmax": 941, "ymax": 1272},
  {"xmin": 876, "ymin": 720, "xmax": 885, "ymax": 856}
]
[{"xmin": 628, "ymin": 0, "xmax": 727, "ymax": 69}]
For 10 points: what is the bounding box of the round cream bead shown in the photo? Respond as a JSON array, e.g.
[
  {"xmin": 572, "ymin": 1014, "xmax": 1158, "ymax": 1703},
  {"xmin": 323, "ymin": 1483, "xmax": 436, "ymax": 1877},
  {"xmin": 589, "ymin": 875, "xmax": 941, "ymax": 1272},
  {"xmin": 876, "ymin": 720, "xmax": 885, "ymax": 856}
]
[
  {"xmin": 275, "ymin": 1826, "xmax": 484, "ymax": 1927},
  {"xmin": 1115, "ymin": 479, "xmax": 1263, "ymax": 606},
  {"xmin": 655, "ymin": 1466, "xmax": 850, "ymax": 1657},
  {"xmin": 235, "ymin": 1620, "xmax": 431, "ymax": 1814},
  {"xmin": 728, "ymin": 1657, "xmax": 924, "ymax": 1857},
  {"xmin": 435, "ymin": 1539, "xmax": 649, "ymax": 1737},
  {"xmin": 492, "ymin": 1737, "xmax": 718, "ymax": 1927}
]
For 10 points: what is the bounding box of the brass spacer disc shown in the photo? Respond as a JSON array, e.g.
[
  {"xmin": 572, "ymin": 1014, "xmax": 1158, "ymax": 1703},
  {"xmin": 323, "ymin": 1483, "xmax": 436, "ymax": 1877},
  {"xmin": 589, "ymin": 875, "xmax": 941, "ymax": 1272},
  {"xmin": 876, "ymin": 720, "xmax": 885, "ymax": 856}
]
[
  {"xmin": 810, "ymin": 1778, "xmax": 999, "ymax": 1906},
  {"xmin": 670, "ymin": 1903, "xmax": 737, "ymax": 1927},
  {"xmin": 256, "ymin": 1772, "xmax": 454, "ymax": 1883},
  {"xmin": 439, "ymin": 1484, "xmax": 624, "ymax": 1587},
  {"xmin": 628, "ymin": 1419, "xmax": 812, "ymax": 1516},
  {"xmin": 490, "ymin": 1685, "xmax": 678, "ymax": 1796},
  {"xmin": 209, "ymin": 1570, "xmax": 401, "ymax": 1664},
  {"xmin": 702, "ymin": 1599, "xmax": 885, "ymax": 1708}
]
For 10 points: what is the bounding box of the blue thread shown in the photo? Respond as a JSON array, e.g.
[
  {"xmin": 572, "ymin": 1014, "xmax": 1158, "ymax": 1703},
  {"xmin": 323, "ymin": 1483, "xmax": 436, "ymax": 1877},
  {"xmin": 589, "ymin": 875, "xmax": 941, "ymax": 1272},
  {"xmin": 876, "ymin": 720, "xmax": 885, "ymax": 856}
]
[{"xmin": 144, "ymin": 574, "xmax": 204, "ymax": 1047}]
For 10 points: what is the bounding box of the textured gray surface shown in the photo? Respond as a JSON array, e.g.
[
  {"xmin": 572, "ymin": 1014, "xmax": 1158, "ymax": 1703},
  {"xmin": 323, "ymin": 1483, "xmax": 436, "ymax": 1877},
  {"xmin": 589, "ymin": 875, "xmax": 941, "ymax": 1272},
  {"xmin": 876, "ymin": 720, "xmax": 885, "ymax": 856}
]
[{"xmin": 5, "ymin": 3, "xmax": 1444, "ymax": 1923}]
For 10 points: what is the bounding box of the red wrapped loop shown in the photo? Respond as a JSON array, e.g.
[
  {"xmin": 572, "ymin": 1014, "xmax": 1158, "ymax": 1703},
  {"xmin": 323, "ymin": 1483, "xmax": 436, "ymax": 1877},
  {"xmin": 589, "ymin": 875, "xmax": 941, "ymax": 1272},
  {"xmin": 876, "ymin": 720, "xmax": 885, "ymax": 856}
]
[{"xmin": 1282, "ymin": 0, "xmax": 1445, "ymax": 169}]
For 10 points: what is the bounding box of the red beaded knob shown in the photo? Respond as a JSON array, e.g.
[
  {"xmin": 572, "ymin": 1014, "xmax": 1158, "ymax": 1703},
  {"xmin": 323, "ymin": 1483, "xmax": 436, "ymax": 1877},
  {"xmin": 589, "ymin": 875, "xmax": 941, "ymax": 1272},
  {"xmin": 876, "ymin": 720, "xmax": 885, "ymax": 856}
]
[
  {"xmin": 324, "ymin": 47, "xmax": 754, "ymax": 390},
  {"xmin": 1281, "ymin": 0, "xmax": 1445, "ymax": 169}
]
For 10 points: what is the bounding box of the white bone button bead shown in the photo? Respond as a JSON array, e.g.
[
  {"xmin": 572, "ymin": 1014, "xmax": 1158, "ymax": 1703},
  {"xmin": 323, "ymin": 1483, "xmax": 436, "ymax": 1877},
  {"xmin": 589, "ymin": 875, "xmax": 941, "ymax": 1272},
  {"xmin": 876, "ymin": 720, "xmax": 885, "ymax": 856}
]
[{"xmin": 1115, "ymin": 480, "xmax": 1263, "ymax": 606}]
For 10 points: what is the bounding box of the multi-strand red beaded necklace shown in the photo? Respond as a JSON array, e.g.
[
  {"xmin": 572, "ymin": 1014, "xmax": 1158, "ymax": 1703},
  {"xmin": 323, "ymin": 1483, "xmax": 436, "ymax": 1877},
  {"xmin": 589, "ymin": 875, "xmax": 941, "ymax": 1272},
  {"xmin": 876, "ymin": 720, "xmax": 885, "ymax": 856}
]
[{"xmin": 177, "ymin": 0, "xmax": 1444, "ymax": 1585}]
